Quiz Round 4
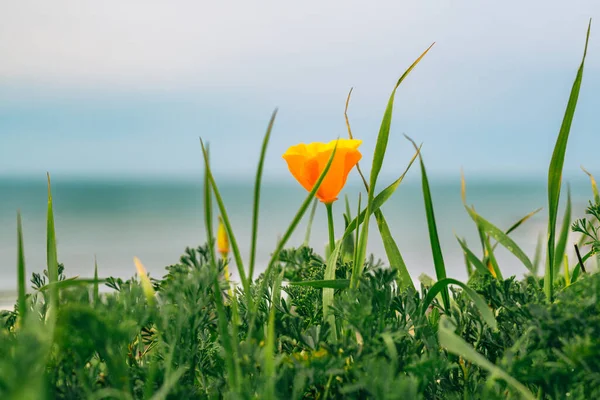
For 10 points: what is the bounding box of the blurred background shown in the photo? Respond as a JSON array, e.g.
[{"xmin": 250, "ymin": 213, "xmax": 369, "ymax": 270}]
[{"xmin": 1, "ymin": 1, "xmax": 600, "ymax": 304}]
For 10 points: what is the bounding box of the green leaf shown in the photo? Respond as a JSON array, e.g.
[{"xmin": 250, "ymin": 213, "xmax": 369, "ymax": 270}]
[
  {"xmin": 16, "ymin": 212, "xmax": 27, "ymax": 323},
  {"xmin": 438, "ymin": 316, "xmax": 535, "ymax": 400},
  {"xmin": 553, "ymin": 187, "xmax": 572, "ymax": 280},
  {"xmin": 406, "ymin": 136, "xmax": 450, "ymax": 311},
  {"xmin": 455, "ymin": 235, "xmax": 492, "ymax": 277},
  {"xmin": 532, "ymin": 233, "xmax": 544, "ymax": 276},
  {"xmin": 149, "ymin": 368, "xmax": 187, "ymax": 400},
  {"xmin": 423, "ymin": 278, "xmax": 497, "ymax": 330},
  {"xmin": 288, "ymin": 279, "xmax": 351, "ymax": 289},
  {"xmin": 482, "ymin": 230, "xmax": 504, "ymax": 280},
  {"xmin": 353, "ymin": 43, "xmax": 434, "ymax": 288},
  {"xmin": 249, "ymin": 109, "xmax": 277, "ymax": 281},
  {"xmin": 466, "ymin": 206, "xmax": 532, "ymax": 273},
  {"xmin": 546, "ymin": 20, "xmax": 591, "ymax": 301}
]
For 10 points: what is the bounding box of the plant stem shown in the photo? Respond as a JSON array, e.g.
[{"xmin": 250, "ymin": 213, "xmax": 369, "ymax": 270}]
[{"xmin": 326, "ymin": 203, "xmax": 336, "ymax": 256}]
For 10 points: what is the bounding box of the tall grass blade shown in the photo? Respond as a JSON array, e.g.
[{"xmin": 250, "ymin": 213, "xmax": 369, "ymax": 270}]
[
  {"xmin": 504, "ymin": 207, "xmax": 543, "ymax": 237},
  {"xmin": 581, "ymin": 166, "xmax": 600, "ymax": 203},
  {"xmin": 201, "ymin": 144, "xmax": 239, "ymax": 392},
  {"xmin": 353, "ymin": 44, "xmax": 434, "ymax": 288},
  {"xmin": 546, "ymin": 20, "xmax": 591, "ymax": 301},
  {"xmin": 288, "ymin": 279, "xmax": 350, "ymax": 289},
  {"xmin": 553, "ymin": 187, "xmax": 572, "ymax": 280},
  {"xmin": 46, "ymin": 173, "xmax": 59, "ymax": 314},
  {"xmin": 422, "ymin": 278, "xmax": 497, "ymax": 330},
  {"xmin": 93, "ymin": 256, "xmax": 99, "ymax": 305},
  {"xmin": 16, "ymin": 212, "xmax": 27, "ymax": 323},
  {"xmin": 406, "ymin": 136, "xmax": 450, "ymax": 310},
  {"xmin": 438, "ymin": 316, "xmax": 535, "ymax": 400},
  {"xmin": 249, "ymin": 109, "xmax": 277, "ymax": 281},
  {"xmin": 200, "ymin": 139, "xmax": 250, "ymax": 295},
  {"xmin": 532, "ymin": 233, "xmax": 544, "ymax": 276},
  {"xmin": 134, "ymin": 257, "xmax": 156, "ymax": 306}
]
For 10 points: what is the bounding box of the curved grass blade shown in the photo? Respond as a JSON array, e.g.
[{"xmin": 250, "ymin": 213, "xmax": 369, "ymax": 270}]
[
  {"xmin": 456, "ymin": 235, "xmax": 491, "ymax": 277},
  {"xmin": 16, "ymin": 212, "xmax": 27, "ymax": 323},
  {"xmin": 288, "ymin": 279, "xmax": 351, "ymax": 289},
  {"xmin": 353, "ymin": 44, "xmax": 434, "ymax": 288},
  {"xmin": 581, "ymin": 166, "xmax": 600, "ymax": 203},
  {"xmin": 422, "ymin": 278, "xmax": 497, "ymax": 330},
  {"xmin": 406, "ymin": 135, "xmax": 450, "ymax": 310},
  {"xmin": 546, "ymin": 20, "xmax": 591, "ymax": 302},
  {"xmin": 200, "ymin": 139, "xmax": 250, "ymax": 294},
  {"xmin": 249, "ymin": 109, "xmax": 278, "ymax": 281},
  {"xmin": 466, "ymin": 206, "xmax": 532, "ymax": 273},
  {"xmin": 438, "ymin": 316, "xmax": 535, "ymax": 400},
  {"xmin": 38, "ymin": 277, "xmax": 108, "ymax": 292},
  {"xmin": 553, "ymin": 187, "xmax": 572, "ymax": 280},
  {"xmin": 134, "ymin": 257, "xmax": 156, "ymax": 306}
]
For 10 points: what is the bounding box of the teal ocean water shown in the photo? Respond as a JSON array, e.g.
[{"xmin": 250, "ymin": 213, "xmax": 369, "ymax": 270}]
[{"xmin": 0, "ymin": 176, "xmax": 594, "ymax": 305}]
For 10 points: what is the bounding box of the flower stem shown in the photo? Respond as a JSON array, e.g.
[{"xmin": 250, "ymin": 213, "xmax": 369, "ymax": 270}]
[{"xmin": 325, "ymin": 202, "xmax": 335, "ymax": 255}]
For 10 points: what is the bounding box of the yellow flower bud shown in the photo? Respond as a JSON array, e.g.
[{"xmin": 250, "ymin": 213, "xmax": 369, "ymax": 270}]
[{"xmin": 217, "ymin": 216, "xmax": 229, "ymax": 256}]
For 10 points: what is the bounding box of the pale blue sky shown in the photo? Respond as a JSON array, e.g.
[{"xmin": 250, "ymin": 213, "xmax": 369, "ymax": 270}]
[{"xmin": 1, "ymin": 1, "xmax": 600, "ymax": 182}]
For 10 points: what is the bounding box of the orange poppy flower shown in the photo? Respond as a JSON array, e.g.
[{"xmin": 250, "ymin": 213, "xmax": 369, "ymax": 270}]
[{"xmin": 282, "ymin": 139, "xmax": 362, "ymax": 204}]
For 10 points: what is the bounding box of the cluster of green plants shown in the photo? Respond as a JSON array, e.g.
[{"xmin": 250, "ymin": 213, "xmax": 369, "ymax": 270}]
[{"xmin": 1, "ymin": 22, "xmax": 599, "ymax": 399}]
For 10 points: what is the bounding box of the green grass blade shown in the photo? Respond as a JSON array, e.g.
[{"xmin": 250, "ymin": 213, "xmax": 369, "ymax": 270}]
[
  {"xmin": 504, "ymin": 207, "xmax": 543, "ymax": 237},
  {"xmin": 374, "ymin": 210, "xmax": 415, "ymax": 291},
  {"xmin": 353, "ymin": 44, "xmax": 434, "ymax": 288},
  {"xmin": 288, "ymin": 279, "xmax": 351, "ymax": 289},
  {"xmin": 553, "ymin": 187, "xmax": 572, "ymax": 280},
  {"xmin": 37, "ymin": 277, "xmax": 108, "ymax": 292},
  {"xmin": 546, "ymin": 20, "xmax": 591, "ymax": 302},
  {"xmin": 422, "ymin": 278, "xmax": 497, "ymax": 330},
  {"xmin": 323, "ymin": 233, "xmax": 343, "ymax": 340},
  {"xmin": 46, "ymin": 173, "xmax": 59, "ymax": 314},
  {"xmin": 249, "ymin": 109, "xmax": 278, "ymax": 281},
  {"xmin": 406, "ymin": 136, "xmax": 450, "ymax": 310},
  {"xmin": 201, "ymin": 144, "xmax": 239, "ymax": 392},
  {"xmin": 16, "ymin": 212, "xmax": 27, "ymax": 323},
  {"xmin": 93, "ymin": 256, "xmax": 99, "ymax": 305},
  {"xmin": 581, "ymin": 166, "xmax": 600, "ymax": 203},
  {"xmin": 303, "ymin": 198, "xmax": 319, "ymax": 247},
  {"xmin": 455, "ymin": 235, "xmax": 492, "ymax": 277},
  {"xmin": 466, "ymin": 206, "xmax": 533, "ymax": 273},
  {"xmin": 200, "ymin": 139, "xmax": 250, "ymax": 295},
  {"xmin": 438, "ymin": 316, "xmax": 535, "ymax": 400},
  {"xmin": 149, "ymin": 367, "xmax": 187, "ymax": 400}
]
